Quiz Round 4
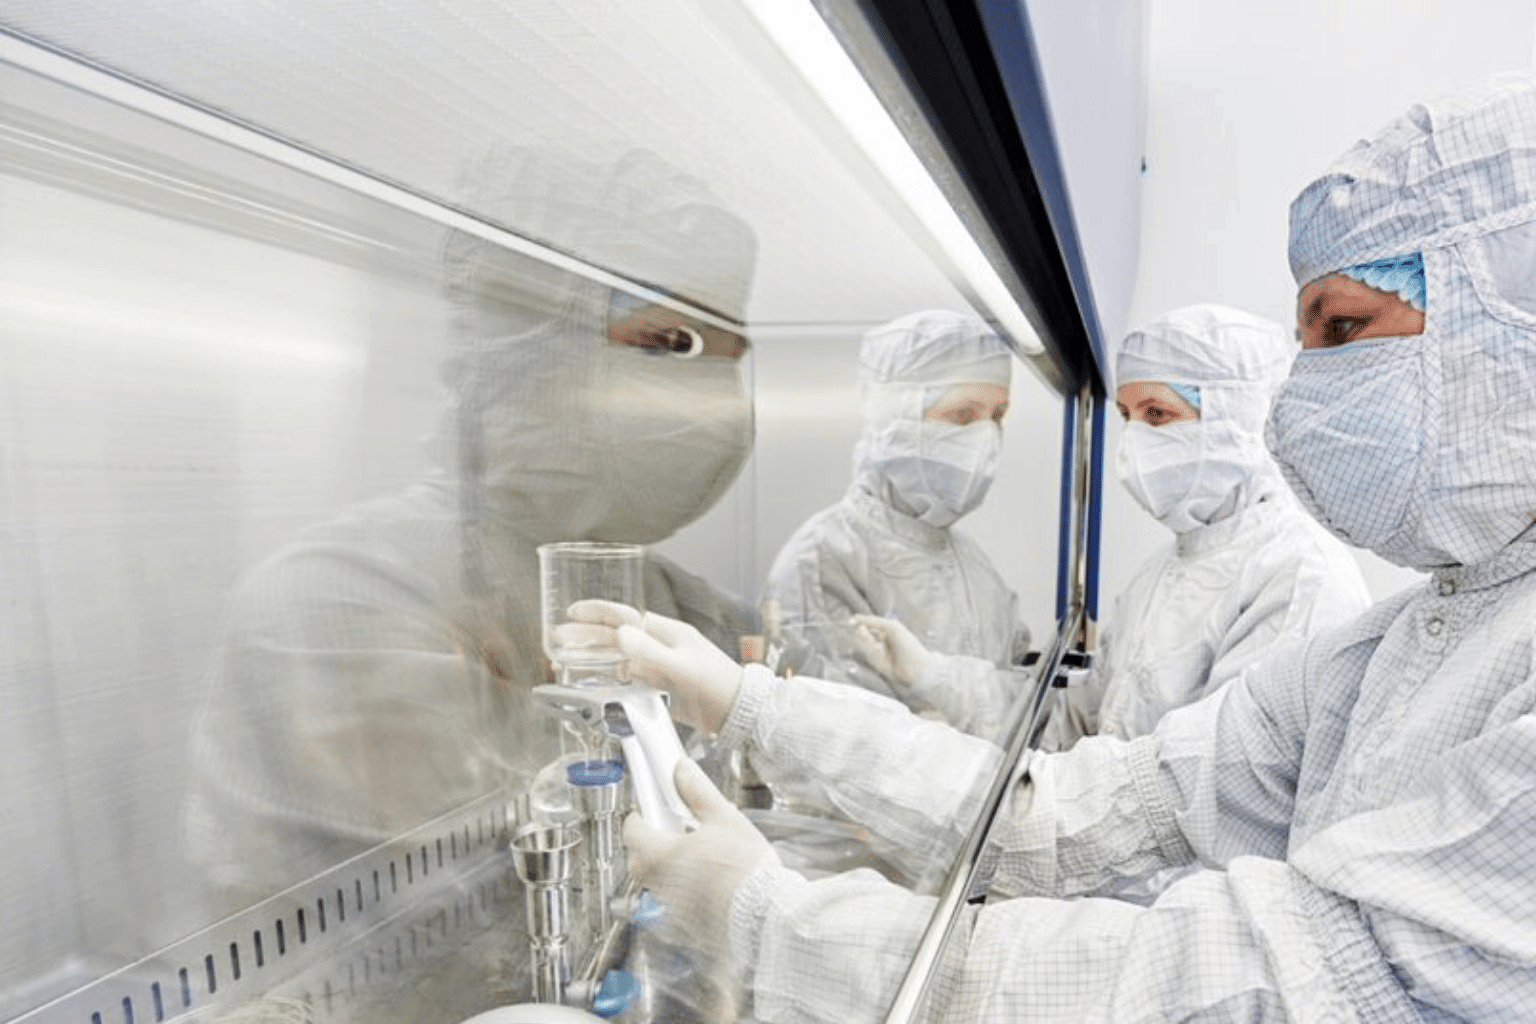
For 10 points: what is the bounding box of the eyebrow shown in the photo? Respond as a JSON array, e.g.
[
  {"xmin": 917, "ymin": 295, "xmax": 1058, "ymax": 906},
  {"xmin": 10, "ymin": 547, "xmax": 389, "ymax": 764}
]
[{"xmin": 1301, "ymin": 292, "xmax": 1326, "ymax": 326}]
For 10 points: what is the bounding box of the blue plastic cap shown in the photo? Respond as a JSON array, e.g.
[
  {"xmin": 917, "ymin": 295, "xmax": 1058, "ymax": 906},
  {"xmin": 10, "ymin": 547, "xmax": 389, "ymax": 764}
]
[
  {"xmin": 1166, "ymin": 382, "xmax": 1201, "ymax": 411},
  {"xmin": 1338, "ymin": 252, "xmax": 1426, "ymax": 312},
  {"xmin": 632, "ymin": 890, "xmax": 667, "ymax": 929},
  {"xmin": 592, "ymin": 969, "xmax": 641, "ymax": 1019},
  {"xmin": 566, "ymin": 759, "xmax": 626, "ymax": 787}
]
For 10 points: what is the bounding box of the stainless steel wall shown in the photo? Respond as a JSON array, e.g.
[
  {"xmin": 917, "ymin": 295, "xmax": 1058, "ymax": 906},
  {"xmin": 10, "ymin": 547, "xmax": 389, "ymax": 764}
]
[{"xmin": 0, "ymin": 164, "xmax": 453, "ymax": 1005}]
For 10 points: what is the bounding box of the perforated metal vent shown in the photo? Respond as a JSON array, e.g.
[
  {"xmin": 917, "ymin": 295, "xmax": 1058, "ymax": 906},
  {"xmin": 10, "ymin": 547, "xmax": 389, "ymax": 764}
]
[{"xmin": 14, "ymin": 794, "xmax": 522, "ymax": 1024}]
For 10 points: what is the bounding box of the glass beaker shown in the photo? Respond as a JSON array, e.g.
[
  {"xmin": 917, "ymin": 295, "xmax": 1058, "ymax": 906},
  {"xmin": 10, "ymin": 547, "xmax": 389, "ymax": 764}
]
[{"xmin": 538, "ymin": 542, "xmax": 645, "ymax": 685}]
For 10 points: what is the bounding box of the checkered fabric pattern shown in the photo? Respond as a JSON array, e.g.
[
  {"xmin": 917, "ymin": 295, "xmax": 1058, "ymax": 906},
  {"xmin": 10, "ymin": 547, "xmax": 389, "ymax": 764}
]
[
  {"xmin": 709, "ymin": 75, "xmax": 1536, "ymax": 1023},
  {"xmin": 1289, "ymin": 72, "xmax": 1536, "ymax": 286},
  {"xmin": 1272, "ymin": 72, "xmax": 1536, "ymax": 569},
  {"xmin": 722, "ymin": 537, "xmax": 1536, "ymax": 1022},
  {"xmin": 903, "ymin": 490, "xmax": 1370, "ymax": 750}
]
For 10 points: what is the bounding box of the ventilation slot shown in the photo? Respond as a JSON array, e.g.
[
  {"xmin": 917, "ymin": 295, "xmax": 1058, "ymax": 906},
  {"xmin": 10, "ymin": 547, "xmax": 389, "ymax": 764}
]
[{"xmin": 13, "ymin": 793, "xmax": 514, "ymax": 1024}]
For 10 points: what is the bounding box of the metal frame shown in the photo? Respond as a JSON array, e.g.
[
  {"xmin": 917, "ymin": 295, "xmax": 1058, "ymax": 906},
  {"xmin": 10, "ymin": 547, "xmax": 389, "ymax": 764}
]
[
  {"xmin": 860, "ymin": 0, "xmax": 1112, "ymax": 1012},
  {"xmin": 0, "ymin": 28, "xmax": 748, "ymax": 335},
  {"xmin": 11, "ymin": 795, "xmax": 520, "ymax": 1024},
  {"xmin": 882, "ymin": 381, "xmax": 1101, "ymax": 1024},
  {"xmin": 880, "ymin": 605, "xmax": 1082, "ymax": 1024},
  {"xmin": 826, "ymin": 0, "xmax": 1107, "ymax": 394}
]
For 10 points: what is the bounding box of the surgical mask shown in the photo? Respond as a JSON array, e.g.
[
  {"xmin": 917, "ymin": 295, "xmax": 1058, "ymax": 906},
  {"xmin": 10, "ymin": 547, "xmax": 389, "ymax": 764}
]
[
  {"xmin": 1117, "ymin": 419, "xmax": 1256, "ymax": 534},
  {"xmin": 1264, "ymin": 334, "xmax": 1433, "ymax": 565},
  {"xmin": 870, "ymin": 419, "xmax": 1001, "ymax": 528},
  {"xmin": 474, "ymin": 322, "xmax": 751, "ymax": 545},
  {"xmin": 596, "ymin": 348, "xmax": 752, "ymax": 540},
  {"xmin": 1269, "ymin": 229, "xmax": 1536, "ymax": 569}
]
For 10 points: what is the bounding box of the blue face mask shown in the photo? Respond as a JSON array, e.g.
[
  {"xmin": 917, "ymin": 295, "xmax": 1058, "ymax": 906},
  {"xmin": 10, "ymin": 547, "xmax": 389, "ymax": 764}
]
[{"xmin": 1264, "ymin": 336, "xmax": 1433, "ymax": 564}]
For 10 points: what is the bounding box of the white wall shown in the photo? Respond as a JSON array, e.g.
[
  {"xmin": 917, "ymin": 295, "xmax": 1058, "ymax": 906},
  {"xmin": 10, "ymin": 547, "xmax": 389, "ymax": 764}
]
[
  {"xmin": 1102, "ymin": 0, "xmax": 1536, "ymax": 611},
  {"xmin": 1025, "ymin": 0, "xmax": 1150, "ymax": 350}
]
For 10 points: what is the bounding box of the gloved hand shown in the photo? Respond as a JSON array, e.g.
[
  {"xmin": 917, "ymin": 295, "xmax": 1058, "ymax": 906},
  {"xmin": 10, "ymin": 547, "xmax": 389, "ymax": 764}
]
[
  {"xmin": 849, "ymin": 614, "xmax": 935, "ymax": 690},
  {"xmin": 558, "ymin": 599, "xmax": 645, "ymax": 662},
  {"xmin": 617, "ymin": 610, "xmax": 745, "ymax": 735},
  {"xmin": 625, "ymin": 758, "xmax": 780, "ymax": 959}
]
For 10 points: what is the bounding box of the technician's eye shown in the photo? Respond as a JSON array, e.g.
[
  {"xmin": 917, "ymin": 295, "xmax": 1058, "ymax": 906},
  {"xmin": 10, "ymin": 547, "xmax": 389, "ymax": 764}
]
[
  {"xmin": 1322, "ymin": 316, "xmax": 1365, "ymax": 348},
  {"xmin": 632, "ymin": 326, "xmax": 704, "ymax": 357}
]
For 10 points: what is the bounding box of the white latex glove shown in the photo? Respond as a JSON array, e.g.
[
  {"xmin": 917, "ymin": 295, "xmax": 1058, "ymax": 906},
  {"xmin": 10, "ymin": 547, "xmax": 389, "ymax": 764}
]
[
  {"xmin": 849, "ymin": 614, "xmax": 935, "ymax": 690},
  {"xmin": 559, "ymin": 599, "xmax": 644, "ymax": 655},
  {"xmin": 614, "ymin": 611, "xmax": 744, "ymax": 735},
  {"xmin": 625, "ymin": 758, "xmax": 780, "ymax": 958}
]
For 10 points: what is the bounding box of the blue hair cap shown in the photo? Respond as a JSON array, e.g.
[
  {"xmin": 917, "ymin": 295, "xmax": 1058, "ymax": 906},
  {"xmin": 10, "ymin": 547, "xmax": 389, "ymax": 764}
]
[
  {"xmin": 1337, "ymin": 253, "xmax": 1425, "ymax": 311},
  {"xmin": 1167, "ymin": 382, "xmax": 1201, "ymax": 410}
]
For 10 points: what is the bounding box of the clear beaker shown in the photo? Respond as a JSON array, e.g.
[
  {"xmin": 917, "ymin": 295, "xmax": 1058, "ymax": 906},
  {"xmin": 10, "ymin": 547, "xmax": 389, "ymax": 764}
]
[{"xmin": 538, "ymin": 542, "xmax": 645, "ymax": 685}]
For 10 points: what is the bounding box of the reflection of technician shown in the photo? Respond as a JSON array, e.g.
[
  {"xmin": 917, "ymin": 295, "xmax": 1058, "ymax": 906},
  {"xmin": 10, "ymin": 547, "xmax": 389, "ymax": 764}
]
[
  {"xmin": 854, "ymin": 306, "xmax": 1371, "ymax": 747},
  {"xmin": 183, "ymin": 147, "xmax": 759, "ymax": 910},
  {"xmin": 1071, "ymin": 306, "xmax": 1371, "ymax": 744},
  {"xmin": 761, "ymin": 310, "xmax": 1030, "ymax": 710}
]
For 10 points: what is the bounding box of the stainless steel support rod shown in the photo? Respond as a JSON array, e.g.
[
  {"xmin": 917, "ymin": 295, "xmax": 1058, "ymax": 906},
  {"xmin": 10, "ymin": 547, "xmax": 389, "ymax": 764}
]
[{"xmin": 879, "ymin": 610, "xmax": 1084, "ymax": 1024}]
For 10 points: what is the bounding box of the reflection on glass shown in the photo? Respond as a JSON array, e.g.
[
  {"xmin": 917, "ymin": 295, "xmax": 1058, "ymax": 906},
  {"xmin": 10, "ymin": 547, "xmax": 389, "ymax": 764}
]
[
  {"xmin": 0, "ymin": 44, "xmax": 1040, "ymax": 1024},
  {"xmin": 181, "ymin": 145, "xmax": 760, "ymax": 933},
  {"xmin": 761, "ymin": 310, "xmax": 1031, "ymax": 726}
]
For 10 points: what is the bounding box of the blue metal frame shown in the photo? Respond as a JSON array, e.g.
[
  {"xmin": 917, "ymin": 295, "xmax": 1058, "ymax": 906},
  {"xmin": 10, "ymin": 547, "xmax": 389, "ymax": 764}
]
[
  {"xmin": 975, "ymin": 0, "xmax": 1110, "ymax": 637},
  {"xmin": 974, "ymin": 0, "xmax": 1111, "ymax": 390},
  {"xmin": 1086, "ymin": 397, "xmax": 1106, "ymax": 625},
  {"xmin": 854, "ymin": 0, "xmax": 1111, "ymax": 637},
  {"xmin": 1054, "ymin": 395, "xmax": 1076, "ymax": 622}
]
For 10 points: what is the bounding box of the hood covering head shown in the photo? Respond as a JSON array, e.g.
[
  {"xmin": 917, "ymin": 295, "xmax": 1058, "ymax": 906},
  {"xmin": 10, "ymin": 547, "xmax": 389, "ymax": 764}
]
[
  {"xmin": 852, "ymin": 310, "xmax": 1013, "ymax": 528},
  {"xmin": 1116, "ymin": 304, "xmax": 1294, "ymax": 439},
  {"xmin": 1268, "ymin": 72, "xmax": 1536, "ymax": 568},
  {"xmin": 1115, "ymin": 305, "xmax": 1296, "ymax": 533},
  {"xmin": 440, "ymin": 146, "xmax": 758, "ymax": 547},
  {"xmin": 856, "ymin": 309, "xmax": 1014, "ymax": 394}
]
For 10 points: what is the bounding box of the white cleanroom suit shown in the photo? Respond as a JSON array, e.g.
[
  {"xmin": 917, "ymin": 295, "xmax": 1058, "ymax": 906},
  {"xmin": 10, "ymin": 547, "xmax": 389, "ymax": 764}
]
[
  {"xmin": 626, "ymin": 72, "xmax": 1536, "ymax": 1024},
  {"xmin": 909, "ymin": 306, "xmax": 1371, "ymax": 746},
  {"xmin": 762, "ymin": 310, "xmax": 1030, "ymax": 708}
]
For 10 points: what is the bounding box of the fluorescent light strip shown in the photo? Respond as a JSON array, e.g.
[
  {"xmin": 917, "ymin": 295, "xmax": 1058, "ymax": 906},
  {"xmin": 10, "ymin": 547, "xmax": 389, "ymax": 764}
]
[
  {"xmin": 0, "ymin": 29, "xmax": 745, "ymax": 335},
  {"xmin": 742, "ymin": 0, "xmax": 1044, "ymax": 355}
]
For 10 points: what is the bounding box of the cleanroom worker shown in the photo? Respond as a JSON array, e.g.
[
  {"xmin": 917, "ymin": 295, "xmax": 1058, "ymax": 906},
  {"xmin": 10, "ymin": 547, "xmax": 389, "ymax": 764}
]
[
  {"xmin": 762, "ymin": 310, "xmax": 1031, "ymax": 710},
  {"xmin": 854, "ymin": 305, "xmax": 1372, "ymax": 747},
  {"xmin": 587, "ymin": 72, "xmax": 1536, "ymax": 1022},
  {"xmin": 183, "ymin": 146, "xmax": 759, "ymax": 909}
]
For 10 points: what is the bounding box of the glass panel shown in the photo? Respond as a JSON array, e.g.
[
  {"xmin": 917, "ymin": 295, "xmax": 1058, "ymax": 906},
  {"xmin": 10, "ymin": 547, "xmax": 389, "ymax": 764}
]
[
  {"xmin": 0, "ymin": 0, "xmax": 989, "ymax": 326},
  {"xmin": 0, "ymin": 6, "xmax": 1063, "ymax": 1021}
]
